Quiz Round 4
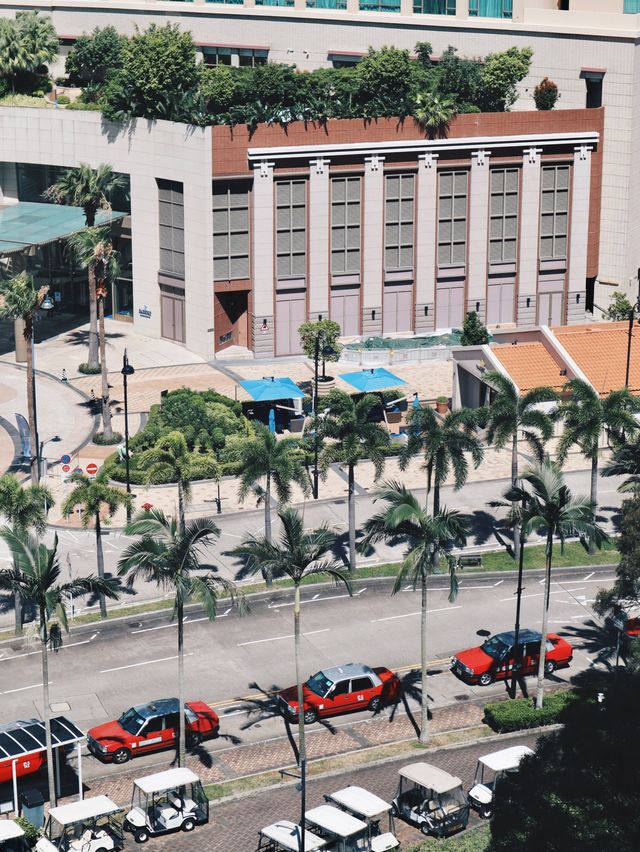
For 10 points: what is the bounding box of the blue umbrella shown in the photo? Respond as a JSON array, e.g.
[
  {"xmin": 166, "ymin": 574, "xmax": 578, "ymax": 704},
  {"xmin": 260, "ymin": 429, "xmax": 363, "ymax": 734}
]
[
  {"xmin": 339, "ymin": 367, "xmax": 407, "ymax": 393},
  {"xmin": 239, "ymin": 377, "xmax": 305, "ymax": 402},
  {"xmin": 268, "ymin": 407, "xmax": 276, "ymax": 433}
]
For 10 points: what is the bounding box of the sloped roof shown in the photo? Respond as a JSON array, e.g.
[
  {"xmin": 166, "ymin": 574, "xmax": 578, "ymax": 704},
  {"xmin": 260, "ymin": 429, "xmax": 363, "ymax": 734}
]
[
  {"xmin": 553, "ymin": 322, "xmax": 640, "ymax": 396},
  {"xmin": 491, "ymin": 342, "xmax": 566, "ymax": 393}
]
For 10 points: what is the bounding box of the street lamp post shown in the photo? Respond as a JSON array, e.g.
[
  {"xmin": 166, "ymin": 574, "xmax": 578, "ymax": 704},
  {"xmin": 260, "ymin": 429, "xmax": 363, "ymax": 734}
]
[
  {"xmin": 38, "ymin": 435, "xmax": 61, "ymax": 486},
  {"xmin": 30, "ymin": 293, "xmax": 54, "ymax": 484},
  {"xmin": 121, "ymin": 349, "xmax": 135, "ymax": 523},
  {"xmin": 312, "ymin": 337, "xmax": 334, "ymax": 500},
  {"xmin": 624, "ymin": 270, "xmax": 640, "ymax": 389}
]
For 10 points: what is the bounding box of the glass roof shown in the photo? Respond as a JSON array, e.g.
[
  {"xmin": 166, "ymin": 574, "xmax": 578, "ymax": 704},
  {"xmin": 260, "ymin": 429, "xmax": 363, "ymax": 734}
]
[{"xmin": 0, "ymin": 202, "xmax": 126, "ymax": 254}]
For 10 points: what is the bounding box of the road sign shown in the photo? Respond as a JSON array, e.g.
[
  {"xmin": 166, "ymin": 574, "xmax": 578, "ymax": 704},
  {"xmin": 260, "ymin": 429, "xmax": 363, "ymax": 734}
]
[
  {"xmin": 62, "ymin": 464, "xmax": 70, "ymax": 473},
  {"xmin": 86, "ymin": 463, "xmax": 98, "ymax": 477},
  {"xmin": 61, "ymin": 454, "xmax": 71, "ymax": 465},
  {"xmin": 74, "ymin": 467, "xmax": 83, "ymax": 475}
]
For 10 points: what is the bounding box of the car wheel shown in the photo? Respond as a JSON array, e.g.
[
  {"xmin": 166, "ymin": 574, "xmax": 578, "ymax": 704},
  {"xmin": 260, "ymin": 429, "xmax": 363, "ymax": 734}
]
[
  {"xmin": 368, "ymin": 696, "xmax": 381, "ymax": 713},
  {"xmin": 479, "ymin": 672, "xmax": 493, "ymax": 686},
  {"xmin": 545, "ymin": 660, "xmax": 556, "ymax": 675},
  {"xmin": 182, "ymin": 818, "xmax": 196, "ymax": 832},
  {"xmin": 112, "ymin": 747, "xmax": 131, "ymax": 764},
  {"xmin": 187, "ymin": 731, "xmax": 202, "ymax": 749},
  {"xmin": 134, "ymin": 829, "xmax": 150, "ymax": 844},
  {"xmin": 303, "ymin": 708, "xmax": 318, "ymax": 725}
]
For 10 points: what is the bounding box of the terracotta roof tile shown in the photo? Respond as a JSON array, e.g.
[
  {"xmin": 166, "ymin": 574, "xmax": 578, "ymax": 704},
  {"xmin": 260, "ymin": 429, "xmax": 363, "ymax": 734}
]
[
  {"xmin": 492, "ymin": 342, "xmax": 566, "ymax": 393},
  {"xmin": 553, "ymin": 322, "xmax": 640, "ymax": 396}
]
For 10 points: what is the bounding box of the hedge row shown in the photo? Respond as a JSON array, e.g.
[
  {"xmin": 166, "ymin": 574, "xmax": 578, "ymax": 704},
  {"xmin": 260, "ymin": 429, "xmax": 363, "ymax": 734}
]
[{"xmin": 483, "ymin": 689, "xmax": 578, "ymax": 733}]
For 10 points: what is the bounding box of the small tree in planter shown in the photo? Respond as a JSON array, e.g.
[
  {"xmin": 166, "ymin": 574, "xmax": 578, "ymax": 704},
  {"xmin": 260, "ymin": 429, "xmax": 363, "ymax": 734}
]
[
  {"xmin": 534, "ymin": 77, "xmax": 559, "ymax": 111},
  {"xmin": 460, "ymin": 311, "xmax": 490, "ymax": 346},
  {"xmin": 299, "ymin": 319, "xmax": 343, "ymax": 382},
  {"xmin": 436, "ymin": 396, "xmax": 449, "ymax": 414}
]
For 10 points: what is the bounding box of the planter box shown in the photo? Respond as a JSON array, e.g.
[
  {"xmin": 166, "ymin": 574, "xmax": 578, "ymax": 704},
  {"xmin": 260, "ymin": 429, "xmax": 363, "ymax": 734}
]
[
  {"xmin": 317, "ymin": 377, "xmax": 335, "ymax": 397},
  {"xmin": 289, "ymin": 416, "xmax": 305, "ymax": 434}
]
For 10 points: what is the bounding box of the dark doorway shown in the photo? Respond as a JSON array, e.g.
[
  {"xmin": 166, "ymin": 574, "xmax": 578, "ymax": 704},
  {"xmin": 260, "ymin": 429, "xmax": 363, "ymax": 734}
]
[{"xmin": 214, "ymin": 291, "xmax": 249, "ymax": 352}]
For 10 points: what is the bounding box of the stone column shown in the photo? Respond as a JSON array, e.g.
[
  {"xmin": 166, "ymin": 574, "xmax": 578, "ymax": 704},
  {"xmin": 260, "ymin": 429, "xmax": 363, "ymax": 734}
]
[
  {"xmin": 362, "ymin": 155, "xmax": 384, "ymax": 336},
  {"xmin": 517, "ymin": 147, "xmax": 542, "ymax": 327},
  {"xmin": 415, "ymin": 152, "xmax": 438, "ymax": 333},
  {"xmin": 567, "ymin": 145, "xmax": 592, "ymax": 324},
  {"xmin": 252, "ymin": 161, "xmax": 275, "ymax": 357},
  {"xmin": 183, "ymin": 170, "xmax": 215, "ymax": 358},
  {"xmin": 130, "ymin": 172, "xmax": 162, "ymax": 340},
  {"xmin": 467, "ymin": 149, "xmax": 490, "ymax": 322},
  {"xmin": 308, "ymin": 158, "xmax": 330, "ymax": 319}
]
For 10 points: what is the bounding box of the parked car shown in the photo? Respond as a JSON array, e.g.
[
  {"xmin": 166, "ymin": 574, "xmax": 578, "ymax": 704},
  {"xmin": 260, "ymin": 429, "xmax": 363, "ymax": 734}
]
[
  {"xmin": 278, "ymin": 663, "xmax": 400, "ymax": 724},
  {"xmin": 87, "ymin": 698, "xmax": 219, "ymax": 764},
  {"xmin": 392, "ymin": 762, "xmax": 469, "ymax": 837},
  {"xmin": 124, "ymin": 767, "xmax": 209, "ymax": 843},
  {"xmin": 468, "ymin": 745, "xmax": 534, "ymax": 818},
  {"xmin": 450, "ymin": 629, "xmax": 573, "ymax": 686}
]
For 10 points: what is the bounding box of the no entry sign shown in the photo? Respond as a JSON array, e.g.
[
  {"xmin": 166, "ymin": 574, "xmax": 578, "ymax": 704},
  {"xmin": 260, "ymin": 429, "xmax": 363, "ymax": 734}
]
[{"xmin": 86, "ymin": 463, "xmax": 99, "ymax": 477}]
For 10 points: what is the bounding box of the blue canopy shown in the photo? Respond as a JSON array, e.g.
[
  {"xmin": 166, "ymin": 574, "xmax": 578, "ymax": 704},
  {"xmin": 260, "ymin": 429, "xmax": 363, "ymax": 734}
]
[
  {"xmin": 0, "ymin": 202, "xmax": 126, "ymax": 255},
  {"xmin": 339, "ymin": 367, "xmax": 407, "ymax": 393},
  {"xmin": 239, "ymin": 377, "xmax": 305, "ymax": 402}
]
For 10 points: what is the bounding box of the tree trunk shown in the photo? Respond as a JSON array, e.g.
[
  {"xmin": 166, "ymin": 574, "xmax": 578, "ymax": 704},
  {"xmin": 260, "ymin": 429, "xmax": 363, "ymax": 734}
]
[
  {"xmin": 425, "ymin": 459, "xmax": 432, "ymax": 512},
  {"xmin": 40, "ymin": 609, "xmax": 56, "ymax": 807},
  {"xmin": 535, "ymin": 535, "xmax": 553, "ymax": 710},
  {"xmin": 294, "ymin": 582, "xmax": 306, "ymax": 766},
  {"xmin": 87, "ymin": 263, "xmax": 99, "ymax": 370},
  {"xmin": 432, "ymin": 480, "xmax": 441, "ymax": 568},
  {"xmin": 14, "ymin": 586, "xmax": 22, "ymax": 636},
  {"xmin": 589, "ymin": 453, "xmax": 598, "ymax": 555},
  {"xmin": 348, "ymin": 463, "xmax": 356, "ymax": 571},
  {"xmin": 95, "ymin": 512, "xmax": 107, "ymax": 619},
  {"xmin": 177, "ymin": 599, "xmax": 186, "ymax": 768},
  {"xmin": 178, "ymin": 482, "xmax": 185, "ymax": 534},
  {"xmin": 419, "ymin": 575, "xmax": 429, "ymax": 745},
  {"xmin": 512, "ymin": 431, "xmax": 521, "ymax": 564},
  {"xmin": 263, "ymin": 472, "xmax": 272, "ymax": 586},
  {"xmin": 98, "ymin": 296, "xmax": 113, "ymax": 439},
  {"xmin": 25, "ymin": 322, "xmax": 38, "ymax": 485}
]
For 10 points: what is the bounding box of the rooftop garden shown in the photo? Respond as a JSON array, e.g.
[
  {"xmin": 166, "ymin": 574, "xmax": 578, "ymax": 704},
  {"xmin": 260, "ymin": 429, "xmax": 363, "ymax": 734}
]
[{"xmin": 0, "ymin": 14, "xmax": 560, "ymax": 131}]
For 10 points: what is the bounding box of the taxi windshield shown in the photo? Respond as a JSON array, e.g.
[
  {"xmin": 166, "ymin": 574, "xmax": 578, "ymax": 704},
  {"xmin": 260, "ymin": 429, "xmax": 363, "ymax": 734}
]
[
  {"xmin": 306, "ymin": 671, "xmax": 334, "ymax": 697},
  {"xmin": 118, "ymin": 707, "xmax": 145, "ymax": 734},
  {"xmin": 481, "ymin": 636, "xmax": 510, "ymax": 661}
]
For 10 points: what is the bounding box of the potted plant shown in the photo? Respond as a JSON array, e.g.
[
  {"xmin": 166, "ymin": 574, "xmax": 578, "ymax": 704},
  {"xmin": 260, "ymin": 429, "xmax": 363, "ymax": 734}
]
[
  {"xmin": 299, "ymin": 319, "xmax": 343, "ymax": 396},
  {"xmin": 436, "ymin": 395, "xmax": 450, "ymax": 414}
]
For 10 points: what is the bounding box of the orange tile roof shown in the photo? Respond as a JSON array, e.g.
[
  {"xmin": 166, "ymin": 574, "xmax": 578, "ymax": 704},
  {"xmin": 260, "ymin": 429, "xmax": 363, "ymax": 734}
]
[
  {"xmin": 553, "ymin": 322, "xmax": 640, "ymax": 396},
  {"xmin": 492, "ymin": 342, "xmax": 567, "ymax": 393}
]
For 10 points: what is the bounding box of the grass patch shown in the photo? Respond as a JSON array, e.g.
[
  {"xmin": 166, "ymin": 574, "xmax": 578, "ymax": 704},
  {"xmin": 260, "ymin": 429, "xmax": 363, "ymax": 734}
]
[
  {"xmin": 405, "ymin": 824, "xmax": 490, "ymax": 852},
  {"xmin": 479, "ymin": 539, "xmax": 619, "ymax": 572}
]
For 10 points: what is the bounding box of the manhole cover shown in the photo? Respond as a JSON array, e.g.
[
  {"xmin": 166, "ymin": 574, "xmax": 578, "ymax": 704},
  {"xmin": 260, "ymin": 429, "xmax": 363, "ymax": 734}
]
[{"xmin": 50, "ymin": 702, "xmax": 71, "ymax": 712}]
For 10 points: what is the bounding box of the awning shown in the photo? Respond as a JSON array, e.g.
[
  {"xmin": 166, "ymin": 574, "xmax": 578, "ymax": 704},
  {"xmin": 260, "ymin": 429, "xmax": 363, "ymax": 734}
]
[
  {"xmin": 339, "ymin": 367, "xmax": 407, "ymax": 393},
  {"xmin": 239, "ymin": 377, "xmax": 305, "ymax": 402},
  {"xmin": 0, "ymin": 202, "xmax": 126, "ymax": 255}
]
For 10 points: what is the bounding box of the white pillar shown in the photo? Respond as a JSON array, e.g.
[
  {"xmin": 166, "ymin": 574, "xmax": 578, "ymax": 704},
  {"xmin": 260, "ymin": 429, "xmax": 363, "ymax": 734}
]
[
  {"xmin": 252, "ymin": 161, "xmax": 275, "ymax": 357},
  {"xmin": 517, "ymin": 147, "xmax": 542, "ymax": 326},
  {"xmin": 415, "ymin": 152, "xmax": 438, "ymax": 333},
  {"xmin": 362, "ymin": 155, "xmax": 385, "ymax": 336},
  {"xmin": 183, "ymin": 169, "xmax": 215, "ymax": 358},
  {"xmin": 567, "ymin": 145, "xmax": 592, "ymax": 324},
  {"xmin": 77, "ymin": 741, "xmax": 83, "ymax": 801},
  {"xmin": 12, "ymin": 759, "xmax": 18, "ymax": 814},
  {"xmin": 130, "ymin": 172, "xmax": 162, "ymax": 340},
  {"xmin": 467, "ymin": 150, "xmax": 490, "ymax": 322},
  {"xmin": 308, "ymin": 158, "xmax": 330, "ymax": 319}
]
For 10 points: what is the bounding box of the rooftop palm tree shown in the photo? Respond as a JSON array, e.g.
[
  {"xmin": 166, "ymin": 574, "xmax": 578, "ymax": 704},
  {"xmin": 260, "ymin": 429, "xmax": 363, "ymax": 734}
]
[
  {"xmin": 483, "ymin": 371, "xmax": 558, "ymax": 562},
  {"xmin": 140, "ymin": 431, "xmax": 196, "ymax": 533},
  {"xmin": 413, "ymin": 91, "xmax": 457, "ymax": 140},
  {"xmin": 497, "ymin": 458, "xmax": 608, "ymax": 709},
  {"xmin": 62, "ymin": 472, "xmax": 131, "ymax": 618},
  {"xmin": 0, "ymin": 272, "xmax": 50, "ymax": 484},
  {"xmin": 557, "ymin": 379, "xmax": 639, "ymax": 551},
  {"xmin": 230, "ymin": 507, "xmax": 350, "ymax": 766},
  {"xmin": 65, "ymin": 227, "xmax": 120, "ymax": 439},
  {"xmin": 0, "ymin": 12, "xmax": 57, "ymax": 88},
  {"xmin": 319, "ymin": 390, "xmax": 389, "ymax": 571},
  {"xmin": 118, "ymin": 510, "xmax": 239, "ymax": 767},
  {"xmin": 45, "ymin": 164, "xmax": 127, "ymax": 369},
  {"xmin": 602, "ymin": 439, "xmax": 640, "ymax": 493},
  {"xmin": 0, "ymin": 530, "xmax": 117, "ymax": 806},
  {"xmin": 359, "ymin": 482, "xmax": 468, "ymax": 743},
  {"xmin": 0, "ymin": 474, "xmax": 53, "ymax": 634}
]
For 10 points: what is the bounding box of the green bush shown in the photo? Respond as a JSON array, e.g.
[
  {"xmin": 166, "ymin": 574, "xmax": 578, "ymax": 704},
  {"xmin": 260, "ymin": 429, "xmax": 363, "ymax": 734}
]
[
  {"xmin": 14, "ymin": 816, "xmax": 40, "ymax": 847},
  {"xmin": 78, "ymin": 362, "xmax": 102, "ymax": 374},
  {"xmin": 66, "ymin": 99, "xmax": 102, "ymax": 111},
  {"xmin": 406, "ymin": 825, "xmax": 490, "ymax": 851},
  {"xmin": 483, "ymin": 689, "xmax": 578, "ymax": 733},
  {"xmin": 56, "ymin": 94, "xmax": 70, "ymax": 104},
  {"xmin": 93, "ymin": 430, "xmax": 122, "ymax": 445}
]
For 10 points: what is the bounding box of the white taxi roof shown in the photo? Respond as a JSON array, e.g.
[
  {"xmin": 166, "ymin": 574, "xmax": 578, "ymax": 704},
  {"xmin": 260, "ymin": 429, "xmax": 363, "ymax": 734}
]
[
  {"xmin": 306, "ymin": 805, "xmax": 367, "ymax": 837},
  {"xmin": 478, "ymin": 746, "xmax": 534, "ymax": 772},
  {"xmin": 134, "ymin": 768, "xmax": 200, "ymax": 794},
  {"xmin": 0, "ymin": 821, "xmax": 25, "ymax": 839},
  {"xmin": 49, "ymin": 796, "xmax": 121, "ymax": 826},
  {"xmin": 398, "ymin": 762, "xmax": 462, "ymax": 793},
  {"xmin": 327, "ymin": 786, "xmax": 391, "ymax": 819},
  {"xmin": 260, "ymin": 820, "xmax": 327, "ymax": 851}
]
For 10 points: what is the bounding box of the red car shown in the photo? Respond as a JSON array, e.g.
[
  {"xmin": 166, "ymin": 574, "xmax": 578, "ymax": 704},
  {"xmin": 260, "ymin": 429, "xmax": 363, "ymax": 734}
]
[
  {"xmin": 87, "ymin": 698, "xmax": 219, "ymax": 764},
  {"xmin": 278, "ymin": 663, "xmax": 400, "ymax": 724},
  {"xmin": 451, "ymin": 629, "xmax": 573, "ymax": 686}
]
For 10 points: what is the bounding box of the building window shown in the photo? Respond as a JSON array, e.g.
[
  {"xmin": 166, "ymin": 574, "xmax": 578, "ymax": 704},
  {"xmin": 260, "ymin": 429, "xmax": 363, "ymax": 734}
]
[
  {"xmin": 331, "ymin": 177, "xmax": 361, "ymax": 276},
  {"xmin": 255, "ymin": 0, "xmax": 294, "ymax": 6},
  {"xmin": 206, "ymin": 0, "xmax": 243, "ymax": 4},
  {"xmin": 158, "ymin": 179, "xmax": 185, "ymax": 278},
  {"xmin": 413, "ymin": 0, "xmax": 455, "ymax": 14},
  {"xmin": 202, "ymin": 47, "xmax": 232, "ymax": 66},
  {"xmin": 624, "ymin": 0, "xmax": 640, "ymax": 12},
  {"xmin": 359, "ymin": 0, "xmax": 401, "ymax": 11},
  {"xmin": 238, "ymin": 49, "xmax": 268, "ymax": 67},
  {"xmin": 540, "ymin": 165, "xmax": 569, "ymax": 260},
  {"xmin": 213, "ymin": 183, "xmax": 250, "ymax": 281},
  {"xmin": 469, "ymin": 0, "xmax": 512, "ymax": 18},
  {"xmin": 437, "ymin": 171, "xmax": 468, "ymax": 267},
  {"xmin": 385, "ymin": 174, "xmax": 414, "ymax": 272},
  {"xmin": 308, "ymin": 0, "xmax": 347, "ymax": 7},
  {"xmin": 489, "ymin": 169, "xmax": 519, "ymax": 263},
  {"xmin": 276, "ymin": 180, "xmax": 306, "ymax": 279}
]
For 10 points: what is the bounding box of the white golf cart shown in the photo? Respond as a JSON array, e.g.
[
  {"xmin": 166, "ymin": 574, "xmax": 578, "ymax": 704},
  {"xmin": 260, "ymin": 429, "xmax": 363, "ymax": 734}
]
[
  {"xmin": 124, "ymin": 767, "xmax": 208, "ymax": 843},
  {"xmin": 0, "ymin": 821, "xmax": 30, "ymax": 852},
  {"xmin": 258, "ymin": 820, "xmax": 328, "ymax": 851},
  {"xmin": 468, "ymin": 745, "xmax": 533, "ymax": 818},
  {"xmin": 35, "ymin": 796, "xmax": 124, "ymax": 852},
  {"xmin": 305, "ymin": 805, "xmax": 370, "ymax": 851},
  {"xmin": 325, "ymin": 787, "xmax": 399, "ymax": 851},
  {"xmin": 392, "ymin": 762, "xmax": 469, "ymax": 838}
]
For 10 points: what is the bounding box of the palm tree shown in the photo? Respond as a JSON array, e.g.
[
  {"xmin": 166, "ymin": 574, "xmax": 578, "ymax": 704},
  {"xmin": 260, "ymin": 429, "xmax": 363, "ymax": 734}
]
[
  {"xmin": 140, "ymin": 431, "xmax": 195, "ymax": 533},
  {"xmin": 230, "ymin": 507, "xmax": 351, "ymax": 765},
  {"xmin": 0, "ymin": 13, "xmax": 57, "ymax": 89},
  {"xmin": 602, "ymin": 440, "xmax": 640, "ymax": 493},
  {"xmin": 62, "ymin": 472, "xmax": 131, "ymax": 618},
  {"xmin": 557, "ymin": 380, "xmax": 639, "ymax": 551},
  {"xmin": 399, "ymin": 406, "xmax": 483, "ymax": 516},
  {"xmin": 0, "ymin": 474, "xmax": 53, "ymax": 634},
  {"xmin": 0, "ymin": 272, "xmax": 50, "ymax": 484},
  {"xmin": 237, "ymin": 423, "xmax": 310, "ymax": 545},
  {"xmin": 45, "ymin": 164, "xmax": 127, "ymax": 369},
  {"xmin": 498, "ymin": 458, "xmax": 608, "ymax": 709},
  {"xmin": 65, "ymin": 227, "xmax": 120, "ymax": 438},
  {"xmin": 413, "ymin": 91, "xmax": 457, "ymax": 139},
  {"xmin": 319, "ymin": 390, "xmax": 389, "ymax": 571},
  {"xmin": 359, "ymin": 482, "xmax": 467, "ymax": 743},
  {"xmin": 118, "ymin": 510, "xmax": 239, "ymax": 767},
  {"xmin": 483, "ymin": 371, "xmax": 558, "ymax": 562},
  {"xmin": 0, "ymin": 530, "xmax": 117, "ymax": 806}
]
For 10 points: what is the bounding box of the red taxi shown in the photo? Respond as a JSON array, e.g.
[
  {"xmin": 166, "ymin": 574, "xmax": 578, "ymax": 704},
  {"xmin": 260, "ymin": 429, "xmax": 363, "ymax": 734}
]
[
  {"xmin": 278, "ymin": 663, "xmax": 400, "ymax": 723},
  {"xmin": 87, "ymin": 698, "xmax": 219, "ymax": 764}
]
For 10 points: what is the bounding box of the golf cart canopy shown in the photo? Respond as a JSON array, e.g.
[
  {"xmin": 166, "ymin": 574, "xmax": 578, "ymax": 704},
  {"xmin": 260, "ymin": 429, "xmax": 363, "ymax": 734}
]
[
  {"xmin": 48, "ymin": 796, "xmax": 121, "ymax": 826},
  {"xmin": 134, "ymin": 767, "xmax": 200, "ymax": 794},
  {"xmin": 327, "ymin": 787, "xmax": 392, "ymax": 819},
  {"xmin": 478, "ymin": 746, "xmax": 533, "ymax": 773},
  {"xmin": 306, "ymin": 806, "xmax": 367, "ymax": 837},
  {"xmin": 398, "ymin": 763, "xmax": 462, "ymax": 793},
  {"xmin": 261, "ymin": 821, "xmax": 327, "ymax": 851},
  {"xmin": 0, "ymin": 823, "xmax": 24, "ymax": 840}
]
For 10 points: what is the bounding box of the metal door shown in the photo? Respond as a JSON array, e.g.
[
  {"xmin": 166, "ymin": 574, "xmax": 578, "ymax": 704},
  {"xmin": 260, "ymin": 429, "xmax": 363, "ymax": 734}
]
[
  {"xmin": 436, "ymin": 286, "xmax": 464, "ymax": 329},
  {"xmin": 160, "ymin": 294, "xmax": 185, "ymax": 343},
  {"xmin": 538, "ymin": 291, "xmax": 564, "ymax": 326},
  {"xmin": 486, "ymin": 283, "xmax": 515, "ymax": 325},
  {"xmin": 383, "ymin": 287, "xmax": 413, "ymax": 334},
  {"xmin": 330, "ymin": 290, "xmax": 360, "ymax": 337},
  {"xmin": 275, "ymin": 292, "xmax": 305, "ymax": 356}
]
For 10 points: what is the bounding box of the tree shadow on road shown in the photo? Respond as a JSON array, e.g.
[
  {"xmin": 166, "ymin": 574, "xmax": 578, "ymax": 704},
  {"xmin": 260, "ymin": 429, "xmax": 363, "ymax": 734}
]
[
  {"xmin": 561, "ymin": 618, "xmax": 618, "ymax": 671},
  {"xmin": 85, "ymin": 572, "xmax": 137, "ymax": 609},
  {"xmin": 385, "ymin": 668, "xmax": 437, "ymax": 739},
  {"xmin": 468, "ymin": 509, "xmax": 506, "ymax": 549}
]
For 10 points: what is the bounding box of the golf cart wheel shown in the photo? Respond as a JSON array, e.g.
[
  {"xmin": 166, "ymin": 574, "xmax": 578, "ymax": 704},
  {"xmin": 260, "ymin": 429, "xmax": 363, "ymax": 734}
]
[
  {"xmin": 368, "ymin": 696, "xmax": 381, "ymax": 713},
  {"xmin": 303, "ymin": 708, "xmax": 318, "ymax": 724},
  {"xmin": 187, "ymin": 731, "xmax": 202, "ymax": 749},
  {"xmin": 182, "ymin": 818, "xmax": 196, "ymax": 832},
  {"xmin": 391, "ymin": 802, "xmax": 399, "ymax": 818},
  {"xmin": 112, "ymin": 747, "xmax": 131, "ymax": 764},
  {"xmin": 420, "ymin": 823, "xmax": 432, "ymax": 837},
  {"xmin": 481, "ymin": 807, "xmax": 493, "ymax": 820},
  {"xmin": 479, "ymin": 672, "xmax": 493, "ymax": 686},
  {"xmin": 134, "ymin": 829, "xmax": 150, "ymax": 844},
  {"xmin": 545, "ymin": 660, "xmax": 556, "ymax": 675}
]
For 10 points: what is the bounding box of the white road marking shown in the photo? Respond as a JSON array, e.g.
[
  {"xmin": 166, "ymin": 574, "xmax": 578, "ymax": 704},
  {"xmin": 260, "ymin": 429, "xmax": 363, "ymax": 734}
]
[
  {"xmin": 494, "ymin": 580, "xmax": 504, "ymax": 586},
  {"xmin": 61, "ymin": 531, "xmax": 78, "ymax": 543},
  {"xmin": 219, "ymin": 531, "xmax": 243, "ymax": 538},
  {"xmin": 268, "ymin": 588, "xmax": 366, "ymax": 610},
  {"xmin": 131, "ymin": 614, "xmax": 226, "ymax": 635},
  {"xmin": 0, "ymin": 638, "xmax": 94, "ymax": 662},
  {"xmin": 100, "ymin": 653, "xmax": 193, "ymax": 673},
  {"xmin": 583, "ymin": 572, "xmax": 594, "ymax": 581},
  {"xmin": 372, "ymin": 605, "xmax": 463, "ymax": 623},
  {"xmin": 2, "ymin": 681, "xmax": 51, "ymax": 694},
  {"xmin": 238, "ymin": 628, "xmax": 330, "ymax": 647}
]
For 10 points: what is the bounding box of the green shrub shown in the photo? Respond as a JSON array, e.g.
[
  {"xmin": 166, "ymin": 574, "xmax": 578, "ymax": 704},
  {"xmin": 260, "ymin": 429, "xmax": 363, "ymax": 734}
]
[
  {"xmin": 78, "ymin": 362, "xmax": 102, "ymax": 374},
  {"xmin": 66, "ymin": 99, "xmax": 102, "ymax": 111},
  {"xmin": 406, "ymin": 824, "xmax": 490, "ymax": 851},
  {"xmin": 93, "ymin": 430, "xmax": 122, "ymax": 445},
  {"xmin": 14, "ymin": 816, "xmax": 40, "ymax": 847},
  {"xmin": 483, "ymin": 689, "xmax": 579, "ymax": 733},
  {"xmin": 56, "ymin": 94, "xmax": 70, "ymax": 104},
  {"xmin": 0, "ymin": 94, "xmax": 51, "ymax": 108}
]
